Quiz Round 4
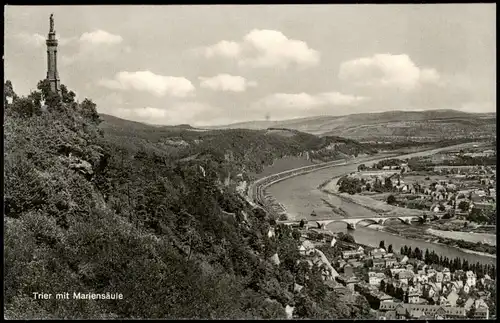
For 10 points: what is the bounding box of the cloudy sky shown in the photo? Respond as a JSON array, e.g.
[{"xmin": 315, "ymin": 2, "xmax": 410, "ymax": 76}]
[{"xmin": 5, "ymin": 4, "xmax": 496, "ymax": 126}]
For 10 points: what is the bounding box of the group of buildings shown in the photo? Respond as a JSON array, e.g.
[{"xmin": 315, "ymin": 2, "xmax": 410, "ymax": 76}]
[
  {"xmin": 327, "ymin": 241, "xmax": 493, "ymax": 320},
  {"xmin": 349, "ymin": 159, "xmax": 496, "ymax": 221}
]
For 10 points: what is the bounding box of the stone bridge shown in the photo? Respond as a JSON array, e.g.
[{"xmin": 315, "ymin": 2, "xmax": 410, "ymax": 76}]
[{"xmin": 280, "ymin": 215, "xmax": 424, "ymax": 230}]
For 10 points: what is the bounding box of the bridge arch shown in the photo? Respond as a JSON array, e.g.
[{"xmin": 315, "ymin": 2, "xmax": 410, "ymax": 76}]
[
  {"xmin": 356, "ymin": 218, "xmax": 380, "ymax": 227},
  {"xmin": 319, "ymin": 219, "xmax": 357, "ymax": 230}
]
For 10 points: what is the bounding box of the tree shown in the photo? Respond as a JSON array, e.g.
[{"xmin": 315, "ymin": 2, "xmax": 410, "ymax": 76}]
[
  {"xmin": 60, "ymin": 84, "xmax": 76, "ymax": 104},
  {"xmin": 379, "ymin": 240, "xmax": 385, "ymax": 250},
  {"xmin": 380, "ymin": 280, "xmax": 386, "ymax": 292},
  {"xmin": 414, "ymin": 247, "xmax": 422, "ymax": 260},
  {"xmin": 467, "ymin": 306, "xmax": 476, "ymax": 318},
  {"xmin": 4, "ymin": 80, "xmax": 19, "ymax": 106},
  {"xmin": 387, "ymin": 244, "xmax": 393, "ymax": 254},
  {"xmin": 458, "ymin": 201, "xmax": 469, "ymax": 212},
  {"xmin": 384, "ymin": 177, "xmax": 393, "ymax": 191},
  {"xmin": 338, "ymin": 232, "xmax": 355, "ymax": 244},
  {"xmin": 357, "ymin": 164, "xmax": 367, "ymax": 172},
  {"xmin": 386, "ymin": 195, "xmax": 396, "ymax": 205},
  {"xmin": 80, "ymin": 98, "xmax": 101, "ymax": 124},
  {"xmin": 7, "ymin": 97, "xmax": 40, "ymax": 118}
]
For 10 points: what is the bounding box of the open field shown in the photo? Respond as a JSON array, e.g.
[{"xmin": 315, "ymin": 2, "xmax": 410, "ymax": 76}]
[
  {"xmin": 322, "ymin": 176, "xmax": 426, "ymax": 216},
  {"xmin": 427, "ymin": 228, "xmax": 496, "ymax": 246}
]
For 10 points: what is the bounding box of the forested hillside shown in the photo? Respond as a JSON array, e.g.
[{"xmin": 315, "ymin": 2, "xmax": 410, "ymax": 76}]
[{"xmin": 4, "ymin": 80, "xmax": 374, "ymax": 319}]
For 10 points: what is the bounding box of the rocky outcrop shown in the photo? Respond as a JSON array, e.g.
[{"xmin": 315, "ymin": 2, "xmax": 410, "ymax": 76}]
[
  {"xmin": 269, "ymin": 253, "xmax": 280, "ymax": 266},
  {"xmin": 285, "ymin": 305, "xmax": 295, "ymax": 319}
]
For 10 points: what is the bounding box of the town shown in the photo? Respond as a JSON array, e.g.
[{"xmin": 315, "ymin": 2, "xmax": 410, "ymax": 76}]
[
  {"xmin": 337, "ymin": 144, "xmax": 496, "ymax": 228},
  {"xmin": 279, "ymin": 222, "xmax": 496, "ymax": 320}
]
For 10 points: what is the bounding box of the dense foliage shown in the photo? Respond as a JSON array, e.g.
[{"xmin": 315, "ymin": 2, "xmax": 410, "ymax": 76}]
[
  {"xmin": 4, "ymin": 81, "xmax": 373, "ymax": 319},
  {"xmin": 398, "ymin": 244, "xmax": 496, "ymax": 278}
]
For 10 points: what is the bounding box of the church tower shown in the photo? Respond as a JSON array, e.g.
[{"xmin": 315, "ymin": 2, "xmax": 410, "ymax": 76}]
[{"xmin": 46, "ymin": 13, "xmax": 61, "ymax": 95}]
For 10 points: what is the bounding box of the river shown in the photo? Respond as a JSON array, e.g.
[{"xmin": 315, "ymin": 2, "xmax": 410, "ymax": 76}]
[{"xmin": 267, "ymin": 143, "xmax": 496, "ymax": 266}]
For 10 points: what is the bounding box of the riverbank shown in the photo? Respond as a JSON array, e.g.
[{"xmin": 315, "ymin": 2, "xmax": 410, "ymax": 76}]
[{"xmin": 365, "ymin": 223, "xmax": 496, "ymax": 257}]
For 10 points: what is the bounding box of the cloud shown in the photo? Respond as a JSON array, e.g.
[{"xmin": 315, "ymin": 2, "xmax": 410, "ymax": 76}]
[
  {"xmin": 339, "ymin": 54, "xmax": 441, "ymax": 91},
  {"xmin": 204, "ymin": 40, "xmax": 242, "ymax": 58},
  {"xmin": 98, "ymin": 71, "xmax": 195, "ymax": 97},
  {"xmin": 200, "ymin": 29, "xmax": 320, "ymax": 68},
  {"xmin": 459, "ymin": 101, "xmax": 495, "ymax": 113},
  {"xmin": 60, "ymin": 30, "xmax": 126, "ymax": 66},
  {"xmin": 199, "ymin": 74, "xmax": 257, "ymax": 92},
  {"xmin": 101, "ymin": 102, "xmax": 220, "ymax": 126},
  {"xmin": 79, "ymin": 30, "xmax": 123, "ymax": 45},
  {"xmin": 258, "ymin": 92, "xmax": 369, "ymax": 109},
  {"xmin": 12, "ymin": 32, "xmax": 46, "ymax": 47},
  {"xmin": 11, "ymin": 32, "xmax": 77, "ymax": 48}
]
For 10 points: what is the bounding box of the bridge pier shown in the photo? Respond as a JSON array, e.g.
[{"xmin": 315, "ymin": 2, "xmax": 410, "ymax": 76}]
[{"xmin": 347, "ymin": 223, "xmax": 356, "ymax": 230}]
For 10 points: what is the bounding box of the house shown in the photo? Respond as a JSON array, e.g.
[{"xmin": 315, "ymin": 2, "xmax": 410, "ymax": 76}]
[
  {"xmin": 385, "ymin": 258, "xmax": 397, "ymax": 268},
  {"xmin": 380, "ymin": 310, "xmax": 396, "ymax": 320},
  {"xmin": 390, "ymin": 268, "xmax": 407, "ymax": 278},
  {"xmin": 383, "ymin": 252, "xmax": 394, "ymax": 258},
  {"xmin": 336, "ymin": 275, "xmax": 358, "ymax": 291},
  {"xmin": 426, "ymin": 267, "xmax": 436, "ymax": 276},
  {"xmin": 450, "ymin": 281, "xmax": 464, "ymax": 293},
  {"xmin": 407, "ymin": 287, "xmax": 420, "ymax": 304},
  {"xmin": 344, "ymin": 265, "xmax": 353, "ymax": 277},
  {"xmin": 423, "ymin": 283, "xmax": 439, "ymax": 298},
  {"xmin": 474, "ymin": 299, "xmax": 489, "ymax": 314},
  {"xmin": 349, "ymin": 260, "xmax": 364, "ymax": 268},
  {"xmin": 465, "ymin": 271, "xmax": 476, "ymax": 287},
  {"xmin": 372, "ymin": 258, "xmax": 386, "ymax": 269},
  {"xmin": 438, "ymin": 296, "xmax": 449, "ymax": 306},
  {"xmin": 399, "ymin": 255, "xmax": 409, "ymax": 264},
  {"xmin": 370, "ymin": 248, "xmax": 386, "ymax": 259},
  {"xmin": 453, "ymin": 270, "xmax": 465, "ymax": 281},
  {"xmin": 464, "ymin": 298, "xmax": 475, "ymax": 310},
  {"xmin": 432, "ymin": 272, "xmax": 444, "ymax": 283},
  {"xmin": 442, "ymin": 268, "xmax": 451, "ymax": 281},
  {"xmin": 342, "ymin": 249, "xmax": 363, "ymax": 259},
  {"xmin": 379, "ymin": 303, "xmax": 466, "ymax": 319},
  {"xmin": 446, "ymin": 291, "xmax": 459, "ymax": 307},
  {"xmin": 413, "ymin": 274, "xmax": 428, "ymax": 284},
  {"xmin": 397, "ymin": 271, "xmax": 414, "ymax": 285},
  {"xmin": 474, "ymin": 307, "xmax": 490, "ymax": 320},
  {"xmin": 368, "ymin": 272, "xmax": 386, "ymax": 287},
  {"xmin": 299, "ymin": 240, "xmax": 315, "ymax": 256}
]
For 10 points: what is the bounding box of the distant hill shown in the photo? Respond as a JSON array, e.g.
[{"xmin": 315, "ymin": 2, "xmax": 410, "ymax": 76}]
[
  {"xmin": 206, "ymin": 109, "xmax": 496, "ymax": 142},
  {"xmin": 99, "ymin": 114, "xmax": 206, "ymax": 132},
  {"xmin": 98, "ymin": 113, "xmax": 377, "ymax": 174}
]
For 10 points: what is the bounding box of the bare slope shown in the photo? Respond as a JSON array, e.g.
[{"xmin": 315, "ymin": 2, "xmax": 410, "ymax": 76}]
[{"xmin": 206, "ymin": 109, "xmax": 496, "ymax": 142}]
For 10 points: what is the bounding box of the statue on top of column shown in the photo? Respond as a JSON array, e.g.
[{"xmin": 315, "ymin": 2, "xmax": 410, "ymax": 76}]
[{"xmin": 50, "ymin": 14, "xmax": 54, "ymax": 33}]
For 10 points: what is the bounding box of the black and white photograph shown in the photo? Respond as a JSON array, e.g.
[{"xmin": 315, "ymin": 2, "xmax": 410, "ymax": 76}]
[{"xmin": 3, "ymin": 4, "xmax": 496, "ymax": 320}]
